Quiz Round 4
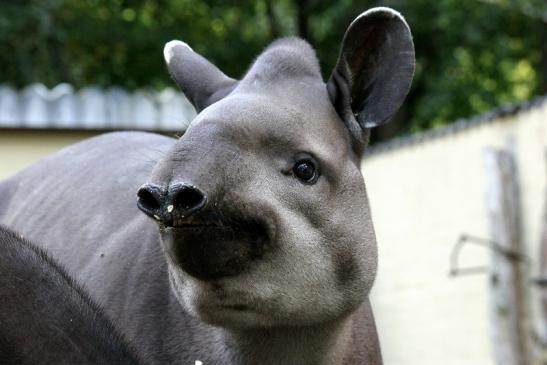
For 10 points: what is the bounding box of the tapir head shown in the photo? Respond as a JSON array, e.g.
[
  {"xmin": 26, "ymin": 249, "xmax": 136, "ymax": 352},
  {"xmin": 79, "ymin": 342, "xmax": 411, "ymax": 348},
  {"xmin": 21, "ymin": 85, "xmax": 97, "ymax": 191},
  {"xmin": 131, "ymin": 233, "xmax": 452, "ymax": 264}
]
[{"xmin": 137, "ymin": 7, "xmax": 414, "ymax": 329}]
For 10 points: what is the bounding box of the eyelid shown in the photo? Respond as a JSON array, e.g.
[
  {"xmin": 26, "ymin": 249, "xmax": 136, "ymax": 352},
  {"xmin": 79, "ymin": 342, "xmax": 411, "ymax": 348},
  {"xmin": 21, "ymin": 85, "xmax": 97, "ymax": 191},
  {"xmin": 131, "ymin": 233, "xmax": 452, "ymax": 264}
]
[{"xmin": 294, "ymin": 152, "xmax": 318, "ymax": 165}]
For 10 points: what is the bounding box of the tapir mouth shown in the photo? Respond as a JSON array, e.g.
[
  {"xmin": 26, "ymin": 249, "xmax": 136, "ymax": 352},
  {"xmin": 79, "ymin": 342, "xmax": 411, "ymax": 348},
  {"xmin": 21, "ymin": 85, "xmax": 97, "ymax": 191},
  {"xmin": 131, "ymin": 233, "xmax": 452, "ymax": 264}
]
[{"xmin": 163, "ymin": 213, "xmax": 271, "ymax": 281}]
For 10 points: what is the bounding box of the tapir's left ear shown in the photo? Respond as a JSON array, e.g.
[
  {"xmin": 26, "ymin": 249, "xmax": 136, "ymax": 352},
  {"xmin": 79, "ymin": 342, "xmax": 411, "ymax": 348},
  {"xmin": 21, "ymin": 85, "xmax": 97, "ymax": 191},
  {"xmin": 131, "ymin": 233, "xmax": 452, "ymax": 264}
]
[
  {"xmin": 164, "ymin": 40, "xmax": 238, "ymax": 112},
  {"xmin": 327, "ymin": 7, "xmax": 415, "ymax": 130}
]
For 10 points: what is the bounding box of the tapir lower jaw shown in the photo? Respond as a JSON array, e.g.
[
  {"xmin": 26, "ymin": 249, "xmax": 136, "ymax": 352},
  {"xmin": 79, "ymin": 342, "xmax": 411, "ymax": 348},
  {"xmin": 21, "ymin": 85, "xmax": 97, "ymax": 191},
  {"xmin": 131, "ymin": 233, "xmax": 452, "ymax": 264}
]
[{"xmin": 161, "ymin": 218, "xmax": 270, "ymax": 281}]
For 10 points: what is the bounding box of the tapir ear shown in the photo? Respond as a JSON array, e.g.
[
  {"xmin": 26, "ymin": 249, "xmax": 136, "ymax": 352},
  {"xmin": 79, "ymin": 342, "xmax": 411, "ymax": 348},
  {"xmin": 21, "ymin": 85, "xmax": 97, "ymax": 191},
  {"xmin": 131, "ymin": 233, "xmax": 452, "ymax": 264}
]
[
  {"xmin": 327, "ymin": 8, "xmax": 415, "ymax": 130},
  {"xmin": 164, "ymin": 40, "xmax": 238, "ymax": 112}
]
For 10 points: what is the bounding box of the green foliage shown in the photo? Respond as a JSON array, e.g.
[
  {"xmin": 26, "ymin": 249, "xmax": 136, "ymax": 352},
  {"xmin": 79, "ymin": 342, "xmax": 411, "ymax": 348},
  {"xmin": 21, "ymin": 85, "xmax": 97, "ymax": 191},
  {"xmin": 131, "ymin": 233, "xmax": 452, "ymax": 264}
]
[
  {"xmin": 0, "ymin": 0, "xmax": 545, "ymax": 137},
  {"xmin": 0, "ymin": 0, "xmax": 276, "ymax": 89},
  {"xmin": 400, "ymin": 0, "xmax": 544, "ymax": 132}
]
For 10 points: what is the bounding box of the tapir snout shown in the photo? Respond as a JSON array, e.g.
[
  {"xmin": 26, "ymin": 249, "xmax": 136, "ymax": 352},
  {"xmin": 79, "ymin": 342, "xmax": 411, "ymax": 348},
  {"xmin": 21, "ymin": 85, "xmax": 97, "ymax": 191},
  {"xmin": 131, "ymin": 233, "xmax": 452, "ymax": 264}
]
[
  {"xmin": 137, "ymin": 179, "xmax": 272, "ymax": 281},
  {"xmin": 137, "ymin": 118, "xmax": 277, "ymax": 281},
  {"xmin": 137, "ymin": 182, "xmax": 207, "ymax": 225}
]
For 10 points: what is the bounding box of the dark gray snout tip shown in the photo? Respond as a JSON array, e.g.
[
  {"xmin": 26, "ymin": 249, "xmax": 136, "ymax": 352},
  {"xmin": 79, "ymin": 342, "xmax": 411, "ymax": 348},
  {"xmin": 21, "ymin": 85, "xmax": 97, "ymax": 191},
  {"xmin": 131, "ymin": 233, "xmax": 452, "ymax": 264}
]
[{"xmin": 137, "ymin": 183, "xmax": 207, "ymax": 226}]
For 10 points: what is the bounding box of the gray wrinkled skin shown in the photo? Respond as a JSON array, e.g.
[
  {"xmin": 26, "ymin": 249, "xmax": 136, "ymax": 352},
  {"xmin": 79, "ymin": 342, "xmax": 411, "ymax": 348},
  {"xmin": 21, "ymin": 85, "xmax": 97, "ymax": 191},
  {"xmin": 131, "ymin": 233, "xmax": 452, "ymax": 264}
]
[{"xmin": 0, "ymin": 7, "xmax": 414, "ymax": 365}]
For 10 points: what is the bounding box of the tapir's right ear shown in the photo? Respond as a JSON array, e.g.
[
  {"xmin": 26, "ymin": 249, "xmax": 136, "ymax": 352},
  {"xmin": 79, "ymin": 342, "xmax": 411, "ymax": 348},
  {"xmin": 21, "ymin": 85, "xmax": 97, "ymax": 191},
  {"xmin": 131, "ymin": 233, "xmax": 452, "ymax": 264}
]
[
  {"xmin": 327, "ymin": 8, "xmax": 415, "ymax": 134},
  {"xmin": 164, "ymin": 40, "xmax": 238, "ymax": 113}
]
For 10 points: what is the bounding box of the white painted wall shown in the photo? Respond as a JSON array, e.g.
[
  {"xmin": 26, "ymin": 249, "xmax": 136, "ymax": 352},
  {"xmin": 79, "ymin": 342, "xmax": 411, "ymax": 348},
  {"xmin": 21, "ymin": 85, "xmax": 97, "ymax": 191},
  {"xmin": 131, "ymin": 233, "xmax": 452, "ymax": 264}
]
[
  {"xmin": 365, "ymin": 100, "xmax": 547, "ymax": 365},
  {"xmin": 0, "ymin": 130, "xmax": 100, "ymax": 179}
]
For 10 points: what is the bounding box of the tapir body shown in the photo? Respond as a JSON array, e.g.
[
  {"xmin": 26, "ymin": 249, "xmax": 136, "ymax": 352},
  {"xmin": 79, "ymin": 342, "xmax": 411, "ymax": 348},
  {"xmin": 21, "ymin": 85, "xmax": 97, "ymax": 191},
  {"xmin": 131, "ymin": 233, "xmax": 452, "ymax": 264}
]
[
  {"xmin": 0, "ymin": 7, "xmax": 414, "ymax": 364},
  {"xmin": 0, "ymin": 226, "xmax": 145, "ymax": 365}
]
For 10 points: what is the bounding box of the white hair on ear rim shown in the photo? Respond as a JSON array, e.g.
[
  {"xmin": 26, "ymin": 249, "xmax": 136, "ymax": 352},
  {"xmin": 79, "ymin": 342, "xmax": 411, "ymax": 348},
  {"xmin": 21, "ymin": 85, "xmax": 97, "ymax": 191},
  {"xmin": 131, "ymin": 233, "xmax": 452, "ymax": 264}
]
[
  {"xmin": 163, "ymin": 40, "xmax": 193, "ymax": 64},
  {"xmin": 350, "ymin": 7, "xmax": 411, "ymax": 33}
]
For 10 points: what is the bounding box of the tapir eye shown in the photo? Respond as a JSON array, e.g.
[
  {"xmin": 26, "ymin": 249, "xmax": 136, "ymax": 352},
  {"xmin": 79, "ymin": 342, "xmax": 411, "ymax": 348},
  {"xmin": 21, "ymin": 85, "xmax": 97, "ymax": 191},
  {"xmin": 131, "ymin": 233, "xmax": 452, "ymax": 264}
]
[{"xmin": 293, "ymin": 159, "xmax": 318, "ymax": 184}]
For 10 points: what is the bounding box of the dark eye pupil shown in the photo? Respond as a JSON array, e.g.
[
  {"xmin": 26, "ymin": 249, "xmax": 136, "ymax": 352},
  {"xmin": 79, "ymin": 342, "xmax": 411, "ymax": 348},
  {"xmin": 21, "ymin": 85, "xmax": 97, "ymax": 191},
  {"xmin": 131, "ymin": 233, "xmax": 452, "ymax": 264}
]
[{"xmin": 294, "ymin": 161, "xmax": 315, "ymax": 181}]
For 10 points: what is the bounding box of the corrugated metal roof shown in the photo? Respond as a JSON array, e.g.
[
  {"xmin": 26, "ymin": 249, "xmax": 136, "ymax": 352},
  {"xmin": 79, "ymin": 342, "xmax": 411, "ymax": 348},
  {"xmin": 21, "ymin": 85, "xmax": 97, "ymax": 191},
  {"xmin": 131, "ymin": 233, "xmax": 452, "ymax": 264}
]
[
  {"xmin": 366, "ymin": 94, "xmax": 547, "ymax": 156},
  {"xmin": 2, "ymin": 84, "xmax": 545, "ymax": 152},
  {"xmin": 0, "ymin": 83, "xmax": 196, "ymax": 131}
]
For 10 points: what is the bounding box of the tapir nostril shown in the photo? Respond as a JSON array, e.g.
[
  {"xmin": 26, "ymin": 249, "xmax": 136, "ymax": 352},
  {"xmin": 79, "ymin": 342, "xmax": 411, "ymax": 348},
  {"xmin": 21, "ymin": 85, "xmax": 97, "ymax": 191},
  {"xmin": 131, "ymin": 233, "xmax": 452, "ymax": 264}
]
[
  {"xmin": 137, "ymin": 184, "xmax": 164, "ymax": 217},
  {"xmin": 171, "ymin": 185, "xmax": 207, "ymax": 217},
  {"xmin": 138, "ymin": 189, "xmax": 160, "ymax": 210}
]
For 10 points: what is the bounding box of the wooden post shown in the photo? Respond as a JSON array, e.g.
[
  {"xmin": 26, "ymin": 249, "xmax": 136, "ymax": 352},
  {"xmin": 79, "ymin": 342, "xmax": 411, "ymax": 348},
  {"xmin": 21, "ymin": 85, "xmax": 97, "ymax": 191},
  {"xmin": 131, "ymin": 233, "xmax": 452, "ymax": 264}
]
[
  {"xmin": 483, "ymin": 148, "xmax": 529, "ymax": 365},
  {"xmin": 537, "ymin": 152, "xmax": 547, "ymax": 364}
]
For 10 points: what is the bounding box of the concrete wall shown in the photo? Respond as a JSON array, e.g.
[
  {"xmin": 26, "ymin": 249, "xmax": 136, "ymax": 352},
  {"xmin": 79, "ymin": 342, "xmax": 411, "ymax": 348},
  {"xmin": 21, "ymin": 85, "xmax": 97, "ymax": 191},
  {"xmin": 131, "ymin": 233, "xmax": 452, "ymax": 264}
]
[
  {"xmin": 365, "ymin": 99, "xmax": 547, "ymax": 365},
  {"xmin": 0, "ymin": 130, "xmax": 100, "ymax": 179}
]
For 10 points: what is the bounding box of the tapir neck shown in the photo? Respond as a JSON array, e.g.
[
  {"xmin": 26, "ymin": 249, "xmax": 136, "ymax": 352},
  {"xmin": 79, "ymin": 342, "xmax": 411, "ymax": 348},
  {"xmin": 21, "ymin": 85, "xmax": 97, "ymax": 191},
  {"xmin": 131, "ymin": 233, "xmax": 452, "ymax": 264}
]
[{"xmin": 224, "ymin": 312, "xmax": 356, "ymax": 365}]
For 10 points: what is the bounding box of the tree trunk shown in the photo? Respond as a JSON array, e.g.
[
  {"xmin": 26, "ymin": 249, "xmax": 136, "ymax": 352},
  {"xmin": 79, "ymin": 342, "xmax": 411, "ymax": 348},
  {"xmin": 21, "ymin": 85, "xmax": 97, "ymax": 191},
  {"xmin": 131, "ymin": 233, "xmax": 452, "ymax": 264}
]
[
  {"xmin": 265, "ymin": 0, "xmax": 280, "ymax": 39},
  {"xmin": 295, "ymin": 0, "xmax": 310, "ymax": 42},
  {"xmin": 538, "ymin": 151, "xmax": 547, "ymax": 364},
  {"xmin": 540, "ymin": 20, "xmax": 547, "ymax": 94}
]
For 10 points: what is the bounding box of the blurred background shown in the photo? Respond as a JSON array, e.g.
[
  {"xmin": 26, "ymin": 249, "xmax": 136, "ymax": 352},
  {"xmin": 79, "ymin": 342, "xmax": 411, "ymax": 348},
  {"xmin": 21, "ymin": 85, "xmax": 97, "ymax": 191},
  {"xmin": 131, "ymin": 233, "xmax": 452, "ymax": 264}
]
[
  {"xmin": 0, "ymin": 0, "xmax": 546, "ymax": 364},
  {"xmin": 0, "ymin": 0, "xmax": 546, "ymax": 139}
]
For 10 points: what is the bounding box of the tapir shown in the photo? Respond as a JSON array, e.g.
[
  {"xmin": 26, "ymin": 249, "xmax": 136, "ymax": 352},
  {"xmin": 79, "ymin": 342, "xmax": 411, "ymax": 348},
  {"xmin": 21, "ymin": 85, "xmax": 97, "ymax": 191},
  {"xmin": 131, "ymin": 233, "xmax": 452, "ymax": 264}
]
[
  {"xmin": 0, "ymin": 7, "xmax": 414, "ymax": 364},
  {"xmin": 0, "ymin": 225, "xmax": 145, "ymax": 364}
]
